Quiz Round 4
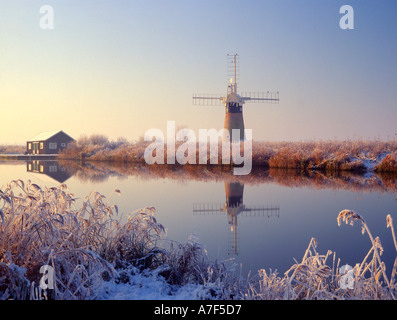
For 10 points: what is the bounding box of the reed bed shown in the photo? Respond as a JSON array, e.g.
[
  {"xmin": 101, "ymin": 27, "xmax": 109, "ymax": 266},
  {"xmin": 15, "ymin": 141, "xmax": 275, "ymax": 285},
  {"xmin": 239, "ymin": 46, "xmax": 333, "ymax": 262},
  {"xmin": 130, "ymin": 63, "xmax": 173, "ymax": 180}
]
[
  {"xmin": 0, "ymin": 179, "xmax": 164, "ymax": 299},
  {"xmin": 0, "ymin": 179, "xmax": 237, "ymax": 300},
  {"xmin": 58, "ymin": 134, "xmax": 397, "ymax": 173},
  {"xmin": 1, "ymin": 179, "xmax": 396, "ymax": 300},
  {"xmin": 2, "ymin": 135, "xmax": 396, "ymax": 173},
  {"xmin": 246, "ymin": 210, "xmax": 397, "ymax": 300}
]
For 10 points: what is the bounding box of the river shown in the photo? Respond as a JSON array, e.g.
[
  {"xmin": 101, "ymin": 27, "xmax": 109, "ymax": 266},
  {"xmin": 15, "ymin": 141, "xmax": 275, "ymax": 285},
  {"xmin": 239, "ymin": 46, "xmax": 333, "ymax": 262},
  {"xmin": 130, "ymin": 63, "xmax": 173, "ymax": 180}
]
[{"xmin": 1, "ymin": 160, "xmax": 396, "ymax": 278}]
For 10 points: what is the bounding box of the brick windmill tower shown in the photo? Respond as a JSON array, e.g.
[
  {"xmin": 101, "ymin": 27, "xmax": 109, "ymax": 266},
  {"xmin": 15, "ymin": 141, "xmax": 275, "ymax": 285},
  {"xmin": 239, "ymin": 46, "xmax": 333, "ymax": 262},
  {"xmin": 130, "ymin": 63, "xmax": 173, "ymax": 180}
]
[{"xmin": 193, "ymin": 54, "xmax": 279, "ymax": 141}]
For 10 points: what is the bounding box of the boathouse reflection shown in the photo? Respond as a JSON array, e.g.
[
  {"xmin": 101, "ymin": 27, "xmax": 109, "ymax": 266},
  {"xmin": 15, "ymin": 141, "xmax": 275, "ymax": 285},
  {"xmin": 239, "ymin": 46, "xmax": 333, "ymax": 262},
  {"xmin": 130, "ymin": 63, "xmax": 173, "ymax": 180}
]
[{"xmin": 26, "ymin": 160, "xmax": 72, "ymax": 183}]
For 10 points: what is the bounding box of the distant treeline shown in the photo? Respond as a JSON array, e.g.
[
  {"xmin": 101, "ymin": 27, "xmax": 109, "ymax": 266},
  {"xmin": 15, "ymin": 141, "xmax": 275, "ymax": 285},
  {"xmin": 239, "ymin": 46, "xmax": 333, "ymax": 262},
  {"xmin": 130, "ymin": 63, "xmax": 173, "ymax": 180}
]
[{"xmin": 0, "ymin": 144, "xmax": 25, "ymax": 155}]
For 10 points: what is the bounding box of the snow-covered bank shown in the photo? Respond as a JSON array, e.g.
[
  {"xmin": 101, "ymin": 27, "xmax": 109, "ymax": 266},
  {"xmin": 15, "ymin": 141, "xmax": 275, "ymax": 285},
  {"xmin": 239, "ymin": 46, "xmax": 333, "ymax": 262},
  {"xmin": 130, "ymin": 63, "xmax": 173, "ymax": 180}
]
[
  {"xmin": 348, "ymin": 152, "xmax": 388, "ymax": 176},
  {"xmin": 94, "ymin": 266, "xmax": 224, "ymax": 300}
]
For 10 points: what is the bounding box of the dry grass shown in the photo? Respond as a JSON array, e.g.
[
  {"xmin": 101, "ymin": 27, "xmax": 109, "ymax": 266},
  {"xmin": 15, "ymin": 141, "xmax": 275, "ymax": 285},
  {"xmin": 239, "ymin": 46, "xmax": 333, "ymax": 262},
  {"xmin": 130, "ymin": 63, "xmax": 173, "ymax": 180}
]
[
  {"xmin": 245, "ymin": 210, "xmax": 397, "ymax": 300},
  {"xmin": 58, "ymin": 134, "xmax": 140, "ymax": 162},
  {"xmin": 59, "ymin": 135, "xmax": 397, "ymax": 173},
  {"xmin": 1, "ymin": 136, "xmax": 396, "ymax": 173},
  {"xmin": 254, "ymin": 139, "xmax": 396, "ymax": 172},
  {"xmin": 375, "ymin": 152, "xmax": 397, "ymax": 173},
  {"xmin": 0, "ymin": 179, "xmax": 165, "ymax": 299},
  {"xmin": 0, "ymin": 179, "xmax": 237, "ymax": 300},
  {"xmin": 1, "ymin": 179, "xmax": 396, "ymax": 300}
]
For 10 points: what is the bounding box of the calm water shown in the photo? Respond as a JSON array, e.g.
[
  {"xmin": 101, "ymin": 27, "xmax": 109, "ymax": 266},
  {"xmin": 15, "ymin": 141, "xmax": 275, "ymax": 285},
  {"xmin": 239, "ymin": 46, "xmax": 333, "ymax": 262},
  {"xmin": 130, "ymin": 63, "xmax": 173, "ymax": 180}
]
[{"xmin": 1, "ymin": 160, "xmax": 396, "ymax": 278}]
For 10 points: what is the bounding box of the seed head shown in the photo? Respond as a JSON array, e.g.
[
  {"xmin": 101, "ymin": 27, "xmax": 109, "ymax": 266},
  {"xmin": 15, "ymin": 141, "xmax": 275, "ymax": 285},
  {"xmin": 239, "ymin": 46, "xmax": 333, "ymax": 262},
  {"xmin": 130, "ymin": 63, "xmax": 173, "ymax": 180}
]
[{"xmin": 337, "ymin": 209, "xmax": 365, "ymax": 227}]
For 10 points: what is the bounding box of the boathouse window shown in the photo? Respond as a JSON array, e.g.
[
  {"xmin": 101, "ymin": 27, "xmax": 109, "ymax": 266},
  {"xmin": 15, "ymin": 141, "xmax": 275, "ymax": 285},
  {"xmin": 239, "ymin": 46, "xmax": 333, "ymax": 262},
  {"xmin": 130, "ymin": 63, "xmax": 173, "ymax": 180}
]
[
  {"xmin": 28, "ymin": 143, "xmax": 31, "ymax": 150},
  {"xmin": 40, "ymin": 142, "xmax": 44, "ymax": 149},
  {"xmin": 49, "ymin": 142, "xmax": 57, "ymax": 149}
]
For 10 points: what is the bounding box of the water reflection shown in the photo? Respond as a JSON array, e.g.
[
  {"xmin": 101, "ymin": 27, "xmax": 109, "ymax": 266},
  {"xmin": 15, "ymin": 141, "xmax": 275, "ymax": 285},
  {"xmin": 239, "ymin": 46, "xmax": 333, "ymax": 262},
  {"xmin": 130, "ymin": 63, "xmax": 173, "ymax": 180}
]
[
  {"xmin": 26, "ymin": 160, "xmax": 72, "ymax": 183},
  {"xmin": 14, "ymin": 160, "xmax": 397, "ymax": 276},
  {"xmin": 46, "ymin": 161, "xmax": 397, "ymax": 194},
  {"xmin": 193, "ymin": 182, "xmax": 280, "ymax": 255},
  {"xmin": 23, "ymin": 160, "xmax": 397, "ymax": 195}
]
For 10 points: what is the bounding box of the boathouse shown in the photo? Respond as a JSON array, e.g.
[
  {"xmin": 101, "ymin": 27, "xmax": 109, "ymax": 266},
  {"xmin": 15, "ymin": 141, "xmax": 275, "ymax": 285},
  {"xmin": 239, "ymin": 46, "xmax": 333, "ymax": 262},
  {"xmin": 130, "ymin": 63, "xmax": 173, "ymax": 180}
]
[{"xmin": 26, "ymin": 130, "xmax": 74, "ymax": 154}]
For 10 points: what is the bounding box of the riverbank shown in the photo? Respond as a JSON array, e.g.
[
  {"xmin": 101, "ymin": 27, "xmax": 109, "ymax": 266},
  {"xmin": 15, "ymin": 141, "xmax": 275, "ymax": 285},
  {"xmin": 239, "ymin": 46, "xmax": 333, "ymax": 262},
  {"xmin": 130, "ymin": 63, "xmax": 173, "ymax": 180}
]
[
  {"xmin": 1, "ymin": 138, "xmax": 396, "ymax": 173},
  {"xmin": 57, "ymin": 137, "xmax": 397, "ymax": 173},
  {"xmin": 0, "ymin": 154, "xmax": 58, "ymax": 161}
]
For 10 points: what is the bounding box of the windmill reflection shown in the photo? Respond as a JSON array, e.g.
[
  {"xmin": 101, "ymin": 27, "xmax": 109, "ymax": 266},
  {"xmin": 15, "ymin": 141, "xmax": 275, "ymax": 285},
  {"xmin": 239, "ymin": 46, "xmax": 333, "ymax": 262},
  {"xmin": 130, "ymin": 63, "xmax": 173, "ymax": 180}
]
[
  {"xmin": 26, "ymin": 160, "xmax": 73, "ymax": 183},
  {"xmin": 193, "ymin": 182, "xmax": 280, "ymax": 255}
]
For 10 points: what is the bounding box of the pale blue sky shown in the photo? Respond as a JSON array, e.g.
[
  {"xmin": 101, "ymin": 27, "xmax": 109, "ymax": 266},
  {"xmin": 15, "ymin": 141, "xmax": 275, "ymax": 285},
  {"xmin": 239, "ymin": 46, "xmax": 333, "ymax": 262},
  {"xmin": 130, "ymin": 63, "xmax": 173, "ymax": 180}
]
[{"xmin": 1, "ymin": 0, "xmax": 396, "ymax": 144}]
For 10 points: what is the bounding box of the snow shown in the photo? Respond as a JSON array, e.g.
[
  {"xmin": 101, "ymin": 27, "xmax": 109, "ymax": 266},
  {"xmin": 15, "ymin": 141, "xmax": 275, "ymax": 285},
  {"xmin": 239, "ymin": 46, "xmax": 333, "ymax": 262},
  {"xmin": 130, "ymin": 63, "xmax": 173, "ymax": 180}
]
[
  {"xmin": 28, "ymin": 131, "xmax": 61, "ymax": 141},
  {"xmin": 93, "ymin": 267, "xmax": 222, "ymax": 300},
  {"xmin": 349, "ymin": 152, "xmax": 388, "ymax": 176}
]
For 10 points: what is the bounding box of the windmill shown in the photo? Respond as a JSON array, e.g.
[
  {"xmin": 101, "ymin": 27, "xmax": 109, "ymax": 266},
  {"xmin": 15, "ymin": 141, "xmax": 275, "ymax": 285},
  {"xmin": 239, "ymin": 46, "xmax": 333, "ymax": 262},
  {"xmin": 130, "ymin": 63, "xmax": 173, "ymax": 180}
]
[
  {"xmin": 193, "ymin": 182, "xmax": 280, "ymax": 255},
  {"xmin": 193, "ymin": 54, "xmax": 279, "ymax": 141}
]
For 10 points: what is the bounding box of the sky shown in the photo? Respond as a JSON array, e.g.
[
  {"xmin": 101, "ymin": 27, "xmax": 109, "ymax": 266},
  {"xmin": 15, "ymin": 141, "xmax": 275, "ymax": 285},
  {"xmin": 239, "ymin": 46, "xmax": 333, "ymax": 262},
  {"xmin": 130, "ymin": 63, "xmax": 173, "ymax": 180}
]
[{"xmin": 0, "ymin": 0, "xmax": 396, "ymax": 144}]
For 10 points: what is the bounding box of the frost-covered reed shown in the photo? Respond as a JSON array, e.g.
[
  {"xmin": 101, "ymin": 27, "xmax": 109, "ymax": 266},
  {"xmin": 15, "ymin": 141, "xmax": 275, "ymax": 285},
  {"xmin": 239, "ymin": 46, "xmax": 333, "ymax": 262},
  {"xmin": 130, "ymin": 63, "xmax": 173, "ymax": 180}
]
[
  {"xmin": 1, "ymin": 180, "xmax": 396, "ymax": 300},
  {"xmin": 0, "ymin": 179, "xmax": 166, "ymax": 299},
  {"xmin": 245, "ymin": 210, "xmax": 397, "ymax": 300},
  {"xmin": 0, "ymin": 180, "xmax": 237, "ymax": 300},
  {"xmin": 58, "ymin": 134, "xmax": 397, "ymax": 173}
]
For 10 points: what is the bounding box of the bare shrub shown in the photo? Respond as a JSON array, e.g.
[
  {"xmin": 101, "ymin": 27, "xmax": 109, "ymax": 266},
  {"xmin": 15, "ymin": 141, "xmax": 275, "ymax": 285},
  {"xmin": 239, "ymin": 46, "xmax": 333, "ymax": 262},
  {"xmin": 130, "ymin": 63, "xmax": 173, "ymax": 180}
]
[
  {"xmin": 375, "ymin": 152, "xmax": 397, "ymax": 173},
  {"xmin": 0, "ymin": 145, "xmax": 25, "ymax": 155}
]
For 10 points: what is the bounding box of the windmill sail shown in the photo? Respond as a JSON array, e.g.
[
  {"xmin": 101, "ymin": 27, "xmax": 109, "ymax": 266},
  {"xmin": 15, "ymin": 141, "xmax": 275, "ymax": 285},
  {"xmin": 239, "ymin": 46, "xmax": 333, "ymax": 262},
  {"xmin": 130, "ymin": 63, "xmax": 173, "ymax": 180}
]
[{"xmin": 192, "ymin": 54, "xmax": 279, "ymax": 141}]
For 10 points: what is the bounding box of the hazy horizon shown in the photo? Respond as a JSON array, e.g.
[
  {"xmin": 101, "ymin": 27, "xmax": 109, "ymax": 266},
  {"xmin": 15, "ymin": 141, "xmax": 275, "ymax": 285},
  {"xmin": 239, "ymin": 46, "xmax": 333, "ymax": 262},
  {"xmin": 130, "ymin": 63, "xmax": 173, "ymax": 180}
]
[{"xmin": 1, "ymin": 0, "xmax": 396, "ymax": 145}]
